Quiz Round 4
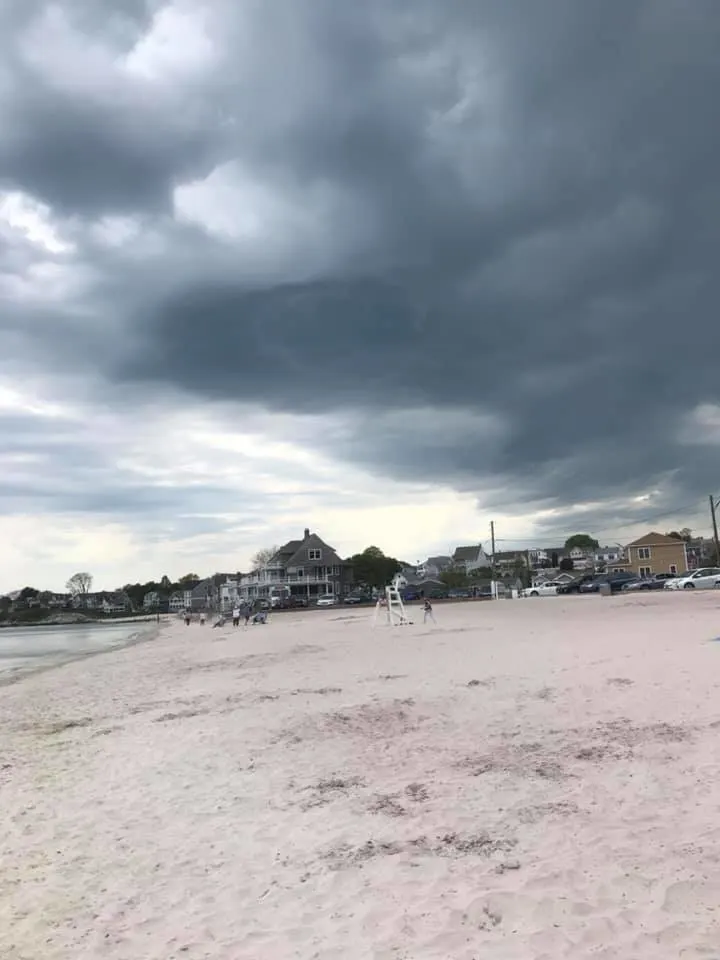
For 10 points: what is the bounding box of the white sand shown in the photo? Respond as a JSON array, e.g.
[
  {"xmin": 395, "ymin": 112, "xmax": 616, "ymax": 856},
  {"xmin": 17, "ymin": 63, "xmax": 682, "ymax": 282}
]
[{"xmin": 2, "ymin": 593, "xmax": 720, "ymax": 959}]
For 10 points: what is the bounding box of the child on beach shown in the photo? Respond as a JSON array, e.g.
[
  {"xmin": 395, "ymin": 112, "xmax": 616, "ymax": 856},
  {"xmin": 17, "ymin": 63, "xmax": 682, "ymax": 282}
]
[
  {"xmin": 199, "ymin": 612, "xmax": 206, "ymax": 625},
  {"xmin": 184, "ymin": 611, "xmax": 191, "ymax": 626},
  {"xmin": 232, "ymin": 607, "xmax": 240, "ymax": 627},
  {"xmin": 423, "ymin": 598, "xmax": 436, "ymax": 624}
]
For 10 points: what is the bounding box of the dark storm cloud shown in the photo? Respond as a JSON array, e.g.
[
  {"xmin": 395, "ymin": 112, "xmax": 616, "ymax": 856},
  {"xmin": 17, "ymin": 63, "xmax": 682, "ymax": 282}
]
[{"xmin": 4, "ymin": 0, "xmax": 720, "ymax": 532}]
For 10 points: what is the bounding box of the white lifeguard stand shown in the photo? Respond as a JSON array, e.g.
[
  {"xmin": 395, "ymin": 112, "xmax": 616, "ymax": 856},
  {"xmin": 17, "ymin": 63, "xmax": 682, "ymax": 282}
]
[{"xmin": 372, "ymin": 574, "xmax": 413, "ymax": 626}]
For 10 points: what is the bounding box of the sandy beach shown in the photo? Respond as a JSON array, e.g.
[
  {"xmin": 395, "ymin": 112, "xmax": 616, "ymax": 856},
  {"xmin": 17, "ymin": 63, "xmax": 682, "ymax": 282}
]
[{"xmin": 2, "ymin": 593, "xmax": 720, "ymax": 959}]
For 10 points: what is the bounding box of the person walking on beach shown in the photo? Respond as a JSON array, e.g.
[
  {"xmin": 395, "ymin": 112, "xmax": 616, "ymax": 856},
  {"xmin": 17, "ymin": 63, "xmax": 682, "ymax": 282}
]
[
  {"xmin": 232, "ymin": 606, "xmax": 240, "ymax": 628},
  {"xmin": 199, "ymin": 611, "xmax": 206, "ymax": 626},
  {"xmin": 243, "ymin": 603, "xmax": 252, "ymax": 627},
  {"xmin": 423, "ymin": 598, "xmax": 436, "ymax": 624},
  {"xmin": 184, "ymin": 610, "xmax": 191, "ymax": 626}
]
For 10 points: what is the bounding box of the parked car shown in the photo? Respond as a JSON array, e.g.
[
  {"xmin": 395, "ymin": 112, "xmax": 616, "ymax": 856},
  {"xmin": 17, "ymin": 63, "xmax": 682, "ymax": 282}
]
[
  {"xmin": 448, "ymin": 589, "xmax": 472, "ymax": 599},
  {"xmin": 523, "ymin": 581, "xmax": 563, "ymax": 597},
  {"xmin": 557, "ymin": 574, "xmax": 597, "ymax": 594},
  {"xmin": 316, "ymin": 595, "xmax": 338, "ymax": 606},
  {"xmin": 272, "ymin": 596, "xmax": 308, "ymax": 609},
  {"xmin": 621, "ymin": 577, "xmax": 666, "ymax": 592},
  {"xmin": 580, "ymin": 572, "xmax": 636, "ymax": 594},
  {"xmin": 343, "ymin": 594, "xmax": 372, "ymax": 605},
  {"xmin": 664, "ymin": 568, "xmax": 720, "ymax": 590}
]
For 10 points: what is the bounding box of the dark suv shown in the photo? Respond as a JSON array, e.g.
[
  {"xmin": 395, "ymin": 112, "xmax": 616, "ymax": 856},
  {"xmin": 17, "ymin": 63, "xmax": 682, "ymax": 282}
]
[
  {"xmin": 557, "ymin": 574, "xmax": 597, "ymax": 594},
  {"xmin": 581, "ymin": 572, "xmax": 636, "ymax": 593}
]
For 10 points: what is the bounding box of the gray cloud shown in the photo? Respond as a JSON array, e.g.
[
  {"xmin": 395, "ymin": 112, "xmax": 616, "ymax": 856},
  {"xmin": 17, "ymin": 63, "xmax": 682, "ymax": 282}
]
[{"xmin": 3, "ymin": 1, "xmax": 720, "ymax": 538}]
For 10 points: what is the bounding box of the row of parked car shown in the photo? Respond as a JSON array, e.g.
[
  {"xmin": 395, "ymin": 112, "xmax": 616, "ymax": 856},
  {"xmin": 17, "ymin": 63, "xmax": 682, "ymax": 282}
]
[
  {"xmin": 523, "ymin": 566, "xmax": 720, "ymax": 597},
  {"xmin": 270, "ymin": 594, "xmax": 377, "ymax": 608}
]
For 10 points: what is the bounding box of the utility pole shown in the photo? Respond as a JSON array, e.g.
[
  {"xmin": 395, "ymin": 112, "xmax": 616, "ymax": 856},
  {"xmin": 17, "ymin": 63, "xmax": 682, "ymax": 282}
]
[
  {"xmin": 490, "ymin": 521, "xmax": 496, "ymax": 599},
  {"xmin": 710, "ymin": 495, "xmax": 720, "ymax": 565}
]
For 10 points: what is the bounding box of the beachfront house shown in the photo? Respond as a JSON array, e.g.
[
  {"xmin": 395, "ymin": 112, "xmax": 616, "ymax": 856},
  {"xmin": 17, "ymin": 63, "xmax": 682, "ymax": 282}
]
[
  {"xmin": 67, "ymin": 590, "xmax": 132, "ymax": 613},
  {"xmin": 102, "ymin": 592, "xmax": 132, "ymax": 614},
  {"xmin": 167, "ymin": 578, "xmax": 219, "ymax": 613},
  {"xmin": 687, "ymin": 536, "xmax": 715, "ymax": 569},
  {"xmin": 493, "ymin": 550, "xmax": 529, "ymax": 572},
  {"xmin": 611, "ymin": 532, "xmax": 688, "ymax": 578},
  {"xmin": 143, "ymin": 590, "xmax": 164, "ymax": 610},
  {"xmin": 168, "ymin": 590, "xmax": 190, "ymax": 613},
  {"xmin": 237, "ymin": 529, "xmax": 354, "ymax": 603},
  {"xmin": 219, "ymin": 579, "xmax": 244, "ymax": 612},
  {"xmin": 594, "ymin": 545, "xmax": 625, "ymax": 567},
  {"xmin": 528, "ymin": 547, "xmax": 566, "ymax": 569},
  {"xmin": 38, "ymin": 591, "xmax": 72, "ymax": 609},
  {"xmin": 415, "ymin": 556, "xmax": 453, "ymax": 579},
  {"xmin": 451, "ymin": 544, "xmax": 491, "ymax": 574}
]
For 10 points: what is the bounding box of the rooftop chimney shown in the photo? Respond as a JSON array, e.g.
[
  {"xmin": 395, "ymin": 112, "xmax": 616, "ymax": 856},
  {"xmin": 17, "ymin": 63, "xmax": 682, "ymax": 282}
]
[{"xmin": 304, "ymin": 527, "xmax": 310, "ymax": 539}]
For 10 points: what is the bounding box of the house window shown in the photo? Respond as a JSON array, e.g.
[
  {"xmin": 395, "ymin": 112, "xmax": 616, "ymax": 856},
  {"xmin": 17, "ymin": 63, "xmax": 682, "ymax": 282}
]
[
  {"xmin": 639, "ymin": 566, "xmax": 652, "ymax": 578},
  {"xmin": 669, "ymin": 564, "xmax": 677, "ymax": 575},
  {"xmin": 308, "ymin": 548, "xmax": 322, "ymax": 561},
  {"xmin": 637, "ymin": 547, "xmax": 651, "ymax": 560},
  {"xmin": 333, "ymin": 566, "xmax": 340, "ymax": 576},
  {"xmin": 297, "ymin": 568, "xmax": 304, "ymax": 578}
]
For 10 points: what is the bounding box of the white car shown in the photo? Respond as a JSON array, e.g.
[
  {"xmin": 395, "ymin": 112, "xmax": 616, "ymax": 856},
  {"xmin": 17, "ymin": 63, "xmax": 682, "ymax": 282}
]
[
  {"xmin": 523, "ymin": 581, "xmax": 563, "ymax": 597},
  {"xmin": 664, "ymin": 567, "xmax": 720, "ymax": 590},
  {"xmin": 316, "ymin": 595, "xmax": 338, "ymax": 606}
]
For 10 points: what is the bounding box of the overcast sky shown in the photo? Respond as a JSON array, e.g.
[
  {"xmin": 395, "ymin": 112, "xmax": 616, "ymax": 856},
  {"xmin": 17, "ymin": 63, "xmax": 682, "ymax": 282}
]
[{"xmin": 2, "ymin": 1, "xmax": 720, "ymax": 591}]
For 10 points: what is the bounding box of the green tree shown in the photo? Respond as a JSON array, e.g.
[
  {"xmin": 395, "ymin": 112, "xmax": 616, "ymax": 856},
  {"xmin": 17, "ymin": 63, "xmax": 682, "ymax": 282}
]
[
  {"xmin": 347, "ymin": 546, "xmax": 402, "ymax": 589},
  {"xmin": 19, "ymin": 586, "xmax": 40, "ymax": 601},
  {"xmin": 178, "ymin": 573, "xmax": 200, "ymax": 584},
  {"xmin": 666, "ymin": 528, "xmax": 692, "ymax": 543},
  {"xmin": 564, "ymin": 534, "xmax": 599, "ymax": 552},
  {"xmin": 440, "ymin": 569, "xmax": 470, "ymax": 589}
]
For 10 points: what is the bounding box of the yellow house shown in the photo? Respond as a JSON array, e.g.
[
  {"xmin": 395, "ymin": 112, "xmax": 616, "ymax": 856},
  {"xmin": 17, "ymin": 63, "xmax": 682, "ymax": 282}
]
[{"xmin": 613, "ymin": 532, "xmax": 688, "ymax": 578}]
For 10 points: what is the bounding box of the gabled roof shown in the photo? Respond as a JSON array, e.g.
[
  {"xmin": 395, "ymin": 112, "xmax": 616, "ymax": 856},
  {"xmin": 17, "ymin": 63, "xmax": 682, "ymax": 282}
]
[
  {"xmin": 425, "ymin": 555, "xmax": 452, "ymax": 567},
  {"xmin": 274, "ymin": 531, "xmax": 344, "ymax": 568},
  {"xmin": 190, "ymin": 577, "xmax": 216, "ymax": 596},
  {"xmin": 627, "ymin": 531, "xmax": 685, "ymax": 547},
  {"xmin": 453, "ymin": 545, "xmax": 484, "ymax": 562},
  {"xmin": 273, "ymin": 540, "xmax": 302, "ymax": 561}
]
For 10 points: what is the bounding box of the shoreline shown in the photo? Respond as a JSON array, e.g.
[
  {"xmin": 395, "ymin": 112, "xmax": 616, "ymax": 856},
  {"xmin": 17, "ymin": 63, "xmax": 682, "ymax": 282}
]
[
  {"xmin": 0, "ymin": 620, "xmax": 165, "ymax": 689},
  {"xmin": 0, "ymin": 614, "xmax": 166, "ymax": 629}
]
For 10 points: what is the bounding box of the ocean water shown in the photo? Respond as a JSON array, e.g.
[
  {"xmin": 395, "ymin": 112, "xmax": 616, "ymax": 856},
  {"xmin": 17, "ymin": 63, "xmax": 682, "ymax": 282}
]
[{"xmin": 0, "ymin": 621, "xmax": 157, "ymax": 683}]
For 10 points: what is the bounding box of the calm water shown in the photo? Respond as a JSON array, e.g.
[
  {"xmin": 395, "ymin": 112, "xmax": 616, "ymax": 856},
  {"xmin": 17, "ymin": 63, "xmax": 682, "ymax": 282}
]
[{"xmin": 0, "ymin": 621, "xmax": 157, "ymax": 682}]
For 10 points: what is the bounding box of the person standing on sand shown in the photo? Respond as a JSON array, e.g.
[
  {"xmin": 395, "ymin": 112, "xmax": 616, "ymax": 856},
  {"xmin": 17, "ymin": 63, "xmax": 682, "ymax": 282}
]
[
  {"xmin": 184, "ymin": 610, "xmax": 191, "ymax": 626},
  {"xmin": 199, "ymin": 611, "xmax": 206, "ymax": 625},
  {"xmin": 423, "ymin": 598, "xmax": 436, "ymax": 624},
  {"xmin": 244, "ymin": 603, "xmax": 252, "ymax": 627},
  {"xmin": 232, "ymin": 606, "xmax": 240, "ymax": 628}
]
